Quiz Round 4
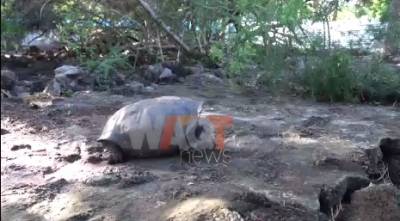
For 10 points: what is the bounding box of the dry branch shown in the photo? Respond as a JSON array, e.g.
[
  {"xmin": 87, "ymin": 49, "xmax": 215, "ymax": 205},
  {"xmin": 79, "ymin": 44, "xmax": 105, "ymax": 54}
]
[{"xmin": 137, "ymin": 0, "xmax": 191, "ymax": 54}]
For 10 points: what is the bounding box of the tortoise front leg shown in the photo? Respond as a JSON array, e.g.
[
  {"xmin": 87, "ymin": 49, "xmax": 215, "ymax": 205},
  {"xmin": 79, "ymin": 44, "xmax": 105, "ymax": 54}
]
[{"xmin": 102, "ymin": 141, "xmax": 125, "ymax": 164}]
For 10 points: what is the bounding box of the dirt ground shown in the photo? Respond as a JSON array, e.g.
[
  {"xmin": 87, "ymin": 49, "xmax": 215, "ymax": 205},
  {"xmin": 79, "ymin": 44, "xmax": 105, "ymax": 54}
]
[{"xmin": 1, "ymin": 75, "xmax": 400, "ymax": 221}]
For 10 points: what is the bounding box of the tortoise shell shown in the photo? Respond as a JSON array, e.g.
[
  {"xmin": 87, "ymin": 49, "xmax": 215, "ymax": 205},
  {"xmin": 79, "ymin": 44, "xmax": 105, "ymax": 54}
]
[{"xmin": 98, "ymin": 96, "xmax": 207, "ymax": 157}]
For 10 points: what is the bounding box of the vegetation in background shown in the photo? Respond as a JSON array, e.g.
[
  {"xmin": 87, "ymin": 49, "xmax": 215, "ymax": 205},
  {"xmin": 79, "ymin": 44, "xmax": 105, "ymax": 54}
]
[
  {"xmin": 1, "ymin": 0, "xmax": 26, "ymax": 51},
  {"xmin": 1, "ymin": 0, "xmax": 399, "ymax": 104},
  {"xmin": 84, "ymin": 47, "xmax": 133, "ymax": 90},
  {"xmin": 303, "ymin": 51, "xmax": 357, "ymax": 102},
  {"xmin": 357, "ymin": 56, "xmax": 400, "ymax": 103}
]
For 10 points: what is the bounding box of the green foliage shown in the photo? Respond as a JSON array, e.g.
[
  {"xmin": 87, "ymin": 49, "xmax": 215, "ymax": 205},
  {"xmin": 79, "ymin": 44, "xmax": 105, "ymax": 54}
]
[
  {"xmin": 357, "ymin": 56, "xmax": 400, "ymax": 103},
  {"xmin": 209, "ymin": 43, "xmax": 224, "ymax": 64},
  {"xmin": 1, "ymin": 0, "xmax": 26, "ymax": 51},
  {"xmin": 83, "ymin": 47, "xmax": 132, "ymax": 89},
  {"xmin": 1, "ymin": 0, "xmax": 398, "ymax": 104},
  {"xmin": 52, "ymin": 1, "xmax": 141, "ymax": 89},
  {"xmin": 227, "ymin": 42, "xmax": 258, "ymax": 77},
  {"xmin": 354, "ymin": 0, "xmax": 391, "ymax": 21},
  {"xmin": 303, "ymin": 51, "xmax": 358, "ymax": 102},
  {"xmin": 369, "ymin": 0, "xmax": 391, "ymax": 21},
  {"xmin": 300, "ymin": 52, "xmax": 400, "ymax": 104}
]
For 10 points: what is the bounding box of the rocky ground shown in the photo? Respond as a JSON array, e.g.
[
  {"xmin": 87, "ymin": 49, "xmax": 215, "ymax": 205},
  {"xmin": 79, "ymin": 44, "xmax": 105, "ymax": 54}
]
[{"xmin": 1, "ymin": 60, "xmax": 400, "ymax": 221}]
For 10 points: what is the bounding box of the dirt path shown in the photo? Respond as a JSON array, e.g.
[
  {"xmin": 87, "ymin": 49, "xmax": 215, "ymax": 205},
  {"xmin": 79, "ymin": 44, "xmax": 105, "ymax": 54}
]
[{"xmin": 1, "ymin": 83, "xmax": 399, "ymax": 221}]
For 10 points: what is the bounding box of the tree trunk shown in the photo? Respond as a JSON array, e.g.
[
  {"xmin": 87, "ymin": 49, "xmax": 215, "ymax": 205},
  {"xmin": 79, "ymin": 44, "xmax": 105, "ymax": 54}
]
[{"xmin": 385, "ymin": 0, "xmax": 400, "ymax": 56}]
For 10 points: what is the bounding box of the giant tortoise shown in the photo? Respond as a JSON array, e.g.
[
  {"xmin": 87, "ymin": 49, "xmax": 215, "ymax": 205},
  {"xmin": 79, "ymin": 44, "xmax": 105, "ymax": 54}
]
[{"xmin": 98, "ymin": 96, "xmax": 216, "ymax": 164}]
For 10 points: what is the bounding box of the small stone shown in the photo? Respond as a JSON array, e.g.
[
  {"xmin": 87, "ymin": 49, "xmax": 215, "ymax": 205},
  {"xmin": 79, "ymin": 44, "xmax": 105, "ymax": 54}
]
[
  {"xmin": 86, "ymin": 154, "xmax": 104, "ymax": 164},
  {"xmin": 144, "ymin": 86, "xmax": 155, "ymax": 92},
  {"xmin": 62, "ymin": 153, "xmax": 81, "ymax": 163},
  {"xmin": 55, "ymin": 65, "xmax": 84, "ymax": 79},
  {"xmin": 42, "ymin": 166, "xmax": 54, "ymax": 175},
  {"xmin": 159, "ymin": 68, "xmax": 175, "ymax": 80},
  {"xmin": 8, "ymin": 164, "xmax": 25, "ymax": 171},
  {"xmin": 84, "ymin": 175, "xmax": 120, "ymax": 186},
  {"xmin": 11, "ymin": 144, "xmax": 31, "ymax": 151}
]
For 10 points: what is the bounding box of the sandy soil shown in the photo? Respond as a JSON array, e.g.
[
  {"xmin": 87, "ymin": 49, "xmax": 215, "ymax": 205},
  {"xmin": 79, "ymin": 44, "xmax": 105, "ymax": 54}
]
[{"xmin": 1, "ymin": 80, "xmax": 399, "ymax": 221}]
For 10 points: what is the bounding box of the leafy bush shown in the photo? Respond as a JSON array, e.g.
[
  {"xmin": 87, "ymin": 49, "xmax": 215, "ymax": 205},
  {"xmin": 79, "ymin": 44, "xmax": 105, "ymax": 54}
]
[
  {"xmin": 301, "ymin": 52, "xmax": 399, "ymax": 104},
  {"xmin": 357, "ymin": 57, "xmax": 400, "ymax": 104},
  {"xmin": 209, "ymin": 43, "xmax": 224, "ymax": 65},
  {"xmin": 1, "ymin": 0, "xmax": 26, "ymax": 51},
  {"xmin": 83, "ymin": 47, "xmax": 132, "ymax": 89},
  {"xmin": 302, "ymin": 51, "xmax": 358, "ymax": 102}
]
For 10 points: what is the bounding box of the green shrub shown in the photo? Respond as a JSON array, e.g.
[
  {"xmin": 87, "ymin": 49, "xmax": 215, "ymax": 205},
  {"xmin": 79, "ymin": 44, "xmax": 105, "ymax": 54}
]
[
  {"xmin": 303, "ymin": 51, "xmax": 358, "ymax": 102},
  {"xmin": 357, "ymin": 57, "xmax": 400, "ymax": 104},
  {"xmin": 1, "ymin": 0, "xmax": 26, "ymax": 51},
  {"xmin": 209, "ymin": 43, "xmax": 224, "ymax": 65},
  {"xmin": 83, "ymin": 47, "xmax": 132, "ymax": 89}
]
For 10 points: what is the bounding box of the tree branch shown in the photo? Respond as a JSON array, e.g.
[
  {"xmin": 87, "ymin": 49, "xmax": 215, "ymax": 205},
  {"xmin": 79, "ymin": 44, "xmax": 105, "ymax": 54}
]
[{"xmin": 137, "ymin": 0, "xmax": 192, "ymax": 54}]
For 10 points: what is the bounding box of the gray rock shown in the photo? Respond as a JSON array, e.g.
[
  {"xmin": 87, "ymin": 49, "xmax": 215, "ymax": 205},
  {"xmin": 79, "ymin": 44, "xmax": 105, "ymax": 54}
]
[
  {"xmin": 43, "ymin": 65, "xmax": 94, "ymax": 95},
  {"xmin": 380, "ymin": 138, "xmax": 400, "ymax": 156},
  {"xmin": 159, "ymin": 67, "xmax": 175, "ymax": 80},
  {"xmin": 54, "ymin": 65, "xmax": 84, "ymax": 79},
  {"xmin": 84, "ymin": 175, "xmax": 120, "ymax": 186},
  {"xmin": 144, "ymin": 63, "xmax": 163, "ymax": 82},
  {"xmin": 319, "ymin": 176, "xmax": 370, "ymax": 217},
  {"xmin": 339, "ymin": 184, "xmax": 400, "ymax": 221},
  {"xmin": 11, "ymin": 144, "xmax": 31, "ymax": 151},
  {"xmin": 21, "ymin": 31, "xmax": 62, "ymax": 52},
  {"xmin": 365, "ymin": 147, "xmax": 385, "ymax": 180},
  {"xmin": 388, "ymin": 157, "xmax": 400, "ymax": 186},
  {"xmin": 144, "ymin": 86, "xmax": 155, "ymax": 92},
  {"xmin": 380, "ymin": 138, "xmax": 400, "ymax": 185},
  {"xmin": 62, "ymin": 153, "xmax": 81, "ymax": 163},
  {"xmin": 43, "ymin": 79, "xmax": 61, "ymax": 96}
]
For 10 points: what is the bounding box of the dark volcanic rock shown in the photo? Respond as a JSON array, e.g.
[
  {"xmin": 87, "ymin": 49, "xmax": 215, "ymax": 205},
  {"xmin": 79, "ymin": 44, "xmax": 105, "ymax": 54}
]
[
  {"xmin": 1, "ymin": 69, "xmax": 17, "ymax": 91},
  {"xmin": 338, "ymin": 184, "xmax": 400, "ymax": 221},
  {"xmin": 11, "ymin": 144, "xmax": 32, "ymax": 151},
  {"xmin": 379, "ymin": 138, "xmax": 400, "ymax": 185},
  {"xmin": 388, "ymin": 157, "xmax": 400, "ymax": 186},
  {"xmin": 1, "ymin": 128, "xmax": 10, "ymax": 135},
  {"xmin": 380, "ymin": 138, "xmax": 400, "ymax": 156},
  {"xmin": 62, "ymin": 153, "xmax": 81, "ymax": 163},
  {"xmin": 319, "ymin": 176, "xmax": 370, "ymax": 217}
]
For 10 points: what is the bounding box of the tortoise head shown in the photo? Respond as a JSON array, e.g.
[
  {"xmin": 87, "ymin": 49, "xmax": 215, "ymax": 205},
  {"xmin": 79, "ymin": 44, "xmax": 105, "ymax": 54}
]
[{"xmin": 184, "ymin": 118, "xmax": 216, "ymax": 151}]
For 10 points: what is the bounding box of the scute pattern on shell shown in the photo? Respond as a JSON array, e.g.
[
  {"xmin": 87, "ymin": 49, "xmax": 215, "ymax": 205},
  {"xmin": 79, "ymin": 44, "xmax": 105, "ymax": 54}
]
[{"xmin": 98, "ymin": 96, "xmax": 204, "ymax": 157}]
